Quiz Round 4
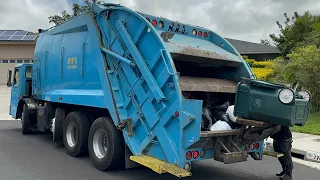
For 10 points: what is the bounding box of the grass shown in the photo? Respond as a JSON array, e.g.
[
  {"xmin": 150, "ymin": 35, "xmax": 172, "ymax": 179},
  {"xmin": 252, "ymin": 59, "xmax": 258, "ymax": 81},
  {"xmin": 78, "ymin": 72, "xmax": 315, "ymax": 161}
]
[{"xmin": 290, "ymin": 113, "xmax": 320, "ymax": 135}]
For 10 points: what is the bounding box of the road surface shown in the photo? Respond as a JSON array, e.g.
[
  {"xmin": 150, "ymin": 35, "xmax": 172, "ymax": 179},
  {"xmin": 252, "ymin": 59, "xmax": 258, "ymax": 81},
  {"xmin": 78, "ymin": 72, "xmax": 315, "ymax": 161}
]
[{"xmin": 0, "ymin": 120, "xmax": 319, "ymax": 180}]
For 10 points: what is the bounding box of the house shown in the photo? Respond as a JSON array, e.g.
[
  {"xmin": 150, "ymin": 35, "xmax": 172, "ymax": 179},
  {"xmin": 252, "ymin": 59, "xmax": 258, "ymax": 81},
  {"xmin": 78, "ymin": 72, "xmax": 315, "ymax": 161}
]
[
  {"xmin": 0, "ymin": 30, "xmax": 37, "ymax": 84},
  {"xmin": 226, "ymin": 38, "xmax": 280, "ymax": 61}
]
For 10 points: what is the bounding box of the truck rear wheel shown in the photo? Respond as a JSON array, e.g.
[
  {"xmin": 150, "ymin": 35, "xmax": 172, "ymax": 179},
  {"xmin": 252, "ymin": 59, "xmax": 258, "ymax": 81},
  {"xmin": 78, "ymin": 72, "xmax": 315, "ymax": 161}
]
[
  {"xmin": 63, "ymin": 111, "xmax": 91, "ymax": 157},
  {"xmin": 88, "ymin": 117, "xmax": 125, "ymax": 170}
]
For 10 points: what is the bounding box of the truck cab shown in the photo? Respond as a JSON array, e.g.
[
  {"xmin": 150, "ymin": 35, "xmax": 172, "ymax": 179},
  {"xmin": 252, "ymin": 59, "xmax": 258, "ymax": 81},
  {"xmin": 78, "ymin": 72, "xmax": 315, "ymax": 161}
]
[{"xmin": 7, "ymin": 63, "xmax": 33, "ymax": 119}]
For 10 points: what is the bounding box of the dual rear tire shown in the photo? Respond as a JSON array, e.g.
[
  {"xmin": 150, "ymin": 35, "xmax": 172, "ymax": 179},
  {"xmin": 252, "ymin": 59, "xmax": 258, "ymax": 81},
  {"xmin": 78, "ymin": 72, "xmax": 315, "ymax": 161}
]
[
  {"xmin": 62, "ymin": 111, "xmax": 124, "ymax": 170},
  {"xmin": 88, "ymin": 117, "xmax": 125, "ymax": 170}
]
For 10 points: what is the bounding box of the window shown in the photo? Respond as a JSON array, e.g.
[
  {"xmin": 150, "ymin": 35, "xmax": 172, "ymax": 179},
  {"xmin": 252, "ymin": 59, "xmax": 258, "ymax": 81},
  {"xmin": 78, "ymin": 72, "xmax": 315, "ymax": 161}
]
[
  {"xmin": 13, "ymin": 68, "xmax": 20, "ymax": 86},
  {"xmin": 17, "ymin": 60, "xmax": 23, "ymax": 63},
  {"xmin": 24, "ymin": 60, "xmax": 31, "ymax": 63},
  {"xmin": 2, "ymin": 60, "xmax": 8, "ymax": 63},
  {"xmin": 10, "ymin": 60, "xmax": 15, "ymax": 63},
  {"xmin": 25, "ymin": 66, "xmax": 32, "ymax": 78}
]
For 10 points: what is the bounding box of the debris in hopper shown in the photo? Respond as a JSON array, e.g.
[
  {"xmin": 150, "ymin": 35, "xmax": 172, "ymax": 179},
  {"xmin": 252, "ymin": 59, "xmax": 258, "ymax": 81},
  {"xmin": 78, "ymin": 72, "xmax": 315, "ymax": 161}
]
[
  {"xmin": 201, "ymin": 107, "xmax": 213, "ymax": 131},
  {"xmin": 210, "ymin": 120, "xmax": 232, "ymax": 131},
  {"xmin": 226, "ymin": 105, "xmax": 237, "ymax": 123}
]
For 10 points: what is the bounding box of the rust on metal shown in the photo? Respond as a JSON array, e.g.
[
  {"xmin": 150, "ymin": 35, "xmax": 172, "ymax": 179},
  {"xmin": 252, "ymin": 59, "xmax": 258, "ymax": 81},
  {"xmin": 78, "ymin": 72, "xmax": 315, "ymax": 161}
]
[
  {"xmin": 200, "ymin": 129, "xmax": 241, "ymax": 137},
  {"xmin": 236, "ymin": 118, "xmax": 271, "ymax": 127},
  {"xmin": 176, "ymin": 45, "xmax": 233, "ymax": 61},
  {"xmin": 160, "ymin": 32, "xmax": 174, "ymax": 42},
  {"xmin": 179, "ymin": 76, "xmax": 237, "ymax": 93}
]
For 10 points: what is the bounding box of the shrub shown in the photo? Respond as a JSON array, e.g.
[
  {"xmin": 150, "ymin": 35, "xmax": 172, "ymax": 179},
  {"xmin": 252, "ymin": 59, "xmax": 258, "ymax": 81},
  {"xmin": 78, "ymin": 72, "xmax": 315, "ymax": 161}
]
[
  {"xmin": 251, "ymin": 68, "xmax": 274, "ymax": 80},
  {"xmin": 252, "ymin": 61, "xmax": 275, "ymax": 68}
]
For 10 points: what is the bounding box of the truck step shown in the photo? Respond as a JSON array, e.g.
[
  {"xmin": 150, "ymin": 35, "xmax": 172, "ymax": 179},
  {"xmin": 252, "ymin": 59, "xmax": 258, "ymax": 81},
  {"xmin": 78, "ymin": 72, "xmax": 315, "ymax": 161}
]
[
  {"xmin": 130, "ymin": 155, "xmax": 191, "ymax": 178},
  {"xmin": 263, "ymin": 150, "xmax": 284, "ymax": 158}
]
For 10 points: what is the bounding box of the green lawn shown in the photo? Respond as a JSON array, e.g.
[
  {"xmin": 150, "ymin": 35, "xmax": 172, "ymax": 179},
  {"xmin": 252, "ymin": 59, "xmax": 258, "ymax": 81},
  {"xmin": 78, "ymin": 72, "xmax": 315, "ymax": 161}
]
[{"xmin": 290, "ymin": 113, "xmax": 320, "ymax": 135}]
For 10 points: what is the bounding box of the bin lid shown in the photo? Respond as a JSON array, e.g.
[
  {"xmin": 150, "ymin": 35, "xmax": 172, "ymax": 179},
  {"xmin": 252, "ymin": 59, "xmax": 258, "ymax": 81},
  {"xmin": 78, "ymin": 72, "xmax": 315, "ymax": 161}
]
[{"xmin": 240, "ymin": 77, "xmax": 291, "ymax": 90}]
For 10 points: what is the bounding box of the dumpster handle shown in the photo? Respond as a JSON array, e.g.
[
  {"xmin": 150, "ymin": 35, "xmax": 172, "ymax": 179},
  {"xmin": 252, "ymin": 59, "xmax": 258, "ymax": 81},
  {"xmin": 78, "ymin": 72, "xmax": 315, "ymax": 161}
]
[{"xmin": 160, "ymin": 49, "xmax": 175, "ymax": 76}]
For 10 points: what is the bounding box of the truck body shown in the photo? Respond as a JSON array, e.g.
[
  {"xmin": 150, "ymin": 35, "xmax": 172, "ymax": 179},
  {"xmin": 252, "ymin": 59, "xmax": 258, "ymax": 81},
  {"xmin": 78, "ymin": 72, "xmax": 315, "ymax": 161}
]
[{"xmin": 7, "ymin": 3, "xmax": 310, "ymax": 177}]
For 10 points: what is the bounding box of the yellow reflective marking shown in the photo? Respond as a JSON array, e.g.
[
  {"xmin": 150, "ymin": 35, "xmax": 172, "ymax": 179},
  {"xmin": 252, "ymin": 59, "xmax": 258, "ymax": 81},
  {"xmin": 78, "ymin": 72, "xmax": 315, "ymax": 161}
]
[
  {"xmin": 263, "ymin": 150, "xmax": 284, "ymax": 158},
  {"xmin": 130, "ymin": 155, "xmax": 192, "ymax": 178}
]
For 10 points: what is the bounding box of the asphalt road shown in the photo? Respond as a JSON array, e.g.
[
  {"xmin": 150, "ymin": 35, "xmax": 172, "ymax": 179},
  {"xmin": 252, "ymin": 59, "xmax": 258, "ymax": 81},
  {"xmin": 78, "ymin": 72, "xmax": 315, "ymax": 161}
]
[{"xmin": 1, "ymin": 120, "xmax": 319, "ymax": 180}]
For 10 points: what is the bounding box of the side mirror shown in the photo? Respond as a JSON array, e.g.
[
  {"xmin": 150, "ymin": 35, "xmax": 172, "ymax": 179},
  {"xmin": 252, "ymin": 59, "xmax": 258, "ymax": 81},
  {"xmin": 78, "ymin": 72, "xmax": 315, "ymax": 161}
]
[{"xmin": 7, "ymin": 69, "xmax": 12, "ymax": 87}]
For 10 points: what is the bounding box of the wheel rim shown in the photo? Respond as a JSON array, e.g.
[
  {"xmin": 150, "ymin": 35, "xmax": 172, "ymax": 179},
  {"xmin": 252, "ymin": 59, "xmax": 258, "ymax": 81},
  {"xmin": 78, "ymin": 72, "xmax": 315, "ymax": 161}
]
[
  {"xmin": 66, "ymin": 122, "xmax": 77, "ymax": 147},
  {"xmin": 93, "ymin": 128, "xmax": 107, "ymax": 159}
]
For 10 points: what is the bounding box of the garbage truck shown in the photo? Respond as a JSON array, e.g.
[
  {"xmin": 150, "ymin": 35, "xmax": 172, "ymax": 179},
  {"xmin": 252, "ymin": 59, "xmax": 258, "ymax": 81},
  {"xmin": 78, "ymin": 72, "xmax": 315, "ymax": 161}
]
[{"xmin": 7, "ymin": 3, "xmax": 311, "ymax": 178}]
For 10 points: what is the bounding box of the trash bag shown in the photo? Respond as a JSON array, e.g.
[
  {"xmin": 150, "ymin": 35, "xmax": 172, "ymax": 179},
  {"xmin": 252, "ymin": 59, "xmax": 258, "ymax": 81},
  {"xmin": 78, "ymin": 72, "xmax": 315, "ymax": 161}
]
[
  {"xmin": 226, "ymin": 105, "xmax": 237, "ymax": 123},
  {"xmin": 201, "ymin": 107, "xmax": 213, "ymax": 131},
  {"xmin": 210, "ymin": 120, "xmax": 232, "ymax": 131},
  {"xmin": 212, "ymin": 101, "xmax": 230, "ymax": 111}
]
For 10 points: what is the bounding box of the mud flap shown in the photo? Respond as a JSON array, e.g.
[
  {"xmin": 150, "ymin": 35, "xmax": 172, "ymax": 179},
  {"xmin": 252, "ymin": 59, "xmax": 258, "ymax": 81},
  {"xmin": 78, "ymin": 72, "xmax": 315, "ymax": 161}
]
[{"xmin": 125, "ymin": 144, "xmax": 140, "ymax": 169}]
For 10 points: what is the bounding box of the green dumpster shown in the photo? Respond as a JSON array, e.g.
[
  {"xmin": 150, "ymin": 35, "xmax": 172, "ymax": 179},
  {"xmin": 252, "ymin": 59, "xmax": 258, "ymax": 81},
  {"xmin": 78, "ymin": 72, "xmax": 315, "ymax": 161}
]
[{"xmin": 234, "ymin": 78, "xmax": 310, "ymax": 127}]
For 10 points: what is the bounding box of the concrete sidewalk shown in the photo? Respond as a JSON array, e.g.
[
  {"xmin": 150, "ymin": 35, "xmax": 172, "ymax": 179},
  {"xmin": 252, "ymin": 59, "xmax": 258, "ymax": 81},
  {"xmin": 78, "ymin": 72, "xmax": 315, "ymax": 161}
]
[{"xmin": 264, "ymin": 132, "xmax": 320, "ymax": 164}]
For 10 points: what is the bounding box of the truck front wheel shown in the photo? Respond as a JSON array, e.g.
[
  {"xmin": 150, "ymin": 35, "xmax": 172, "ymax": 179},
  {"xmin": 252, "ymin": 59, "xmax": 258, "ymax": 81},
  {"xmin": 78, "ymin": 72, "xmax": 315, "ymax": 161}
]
[
  {"xmin": 21, "ymin": 104, "xmax": 33, "ymax": 134},
  {"xmin": 88, "ymin": 117, "xmax": 125, "ymax": 170},
  {"xmin": 63, "ymin": 111, "xmax": 91, "ymax": 157}
]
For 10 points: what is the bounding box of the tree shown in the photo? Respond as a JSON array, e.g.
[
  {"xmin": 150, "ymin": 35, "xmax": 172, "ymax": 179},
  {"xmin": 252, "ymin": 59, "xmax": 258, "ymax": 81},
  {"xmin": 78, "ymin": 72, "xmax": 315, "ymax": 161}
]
[
  {"xmin": 48, "ymin": 0, "xmax": 103, "ymax": 26},
  {"xmin": 260, "ymin": 39, "xmax": 271, "ymax": 46},
  {"xmin": 281, "ymin": 45, "xmax": 320, "ymax": 110},
  {"xmin": 270, "ymin": 11, "xmax": 320, "ymax": 58}
]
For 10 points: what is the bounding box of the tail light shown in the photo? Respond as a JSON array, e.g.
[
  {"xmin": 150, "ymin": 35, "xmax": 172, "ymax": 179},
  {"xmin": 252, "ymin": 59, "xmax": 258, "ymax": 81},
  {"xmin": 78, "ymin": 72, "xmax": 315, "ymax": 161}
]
[
  {"xmin": 159, "ymin": 21, "xmax": 164, "ymax": 28},
  {"xmin": 204, "ymin": 32, "xmax": 208, "ymax": 38},
  {"xmin": 174, "ymin": 111, "xmax": 180, "ymax": 117},
  {"xmin": 186, "ymin": 151, "xmax": 192, "ymax": 160},
  {"xmin": 250, "ymin": 144, "xmax": 255, "ymax": 150},
  {"xmin": 193, "ymin": 151, "xmax": 199, "ymax": 159},
  {"xmin": 198, "ymin": 31, "xmax": 202, "ymax": 37},
  {"xmin": 152, "ymin": 20, "xmax": 157, "ymax": 27},
  {"xmin": 200, "ymin": 150, "xmax": 206, "ymax": 158},
  {"xmin": 255, "ymin": 143, "xmax": 260, "ymax": 149},
  {"xmin": 192, "ymin": 29, "xmax": 197, "ymax": 36}
]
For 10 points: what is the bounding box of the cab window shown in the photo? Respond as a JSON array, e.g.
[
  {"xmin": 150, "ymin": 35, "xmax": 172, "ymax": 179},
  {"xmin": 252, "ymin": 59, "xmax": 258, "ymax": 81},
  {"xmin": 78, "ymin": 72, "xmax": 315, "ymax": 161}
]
[
  {"xmin": 25, "ymin": 66, "xmax": 32, "ymax": 78},
  {"xmin": 13, "ymin": 68, "xmax": 20, "ymax": 86}
]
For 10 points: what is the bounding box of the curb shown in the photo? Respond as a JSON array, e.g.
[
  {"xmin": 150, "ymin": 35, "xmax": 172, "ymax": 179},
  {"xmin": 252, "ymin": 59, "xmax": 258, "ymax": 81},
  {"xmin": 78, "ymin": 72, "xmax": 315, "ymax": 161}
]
[{"xmin": 264, "ymin": 141, "xmax": 320, "ymax": 163}]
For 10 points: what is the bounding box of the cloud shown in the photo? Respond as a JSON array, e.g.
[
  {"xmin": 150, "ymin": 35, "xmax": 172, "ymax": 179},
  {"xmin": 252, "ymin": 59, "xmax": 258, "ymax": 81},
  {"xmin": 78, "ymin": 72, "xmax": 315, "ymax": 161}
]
[
  {"xmin": 0, "ymin": 0, "xmax": 71, "ymax": 32},
  {"xmin": 1, "ymin": 0, "xmax": 320, "ymax": 43}
]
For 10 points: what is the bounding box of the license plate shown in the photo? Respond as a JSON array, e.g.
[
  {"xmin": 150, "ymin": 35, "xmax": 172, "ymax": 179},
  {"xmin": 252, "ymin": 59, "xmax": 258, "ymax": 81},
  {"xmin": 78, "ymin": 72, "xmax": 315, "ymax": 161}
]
[{"xmin": 306, "ymin": 151, "xmax": 320, "ymax": 162}]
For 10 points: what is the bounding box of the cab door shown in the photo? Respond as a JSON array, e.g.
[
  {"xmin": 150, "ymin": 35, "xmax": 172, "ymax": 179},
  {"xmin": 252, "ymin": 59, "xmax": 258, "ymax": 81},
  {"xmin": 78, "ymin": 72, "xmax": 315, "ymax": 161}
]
[{"xmin": 10, "ymin": 67, "xmax": 21, "ymax": 119}]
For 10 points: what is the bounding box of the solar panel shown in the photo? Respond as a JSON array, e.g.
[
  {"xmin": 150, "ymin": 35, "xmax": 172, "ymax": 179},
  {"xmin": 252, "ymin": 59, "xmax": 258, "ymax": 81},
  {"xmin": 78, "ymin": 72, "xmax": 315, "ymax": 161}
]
[
  {"xmin": 22, "ymin": 35, "xmax": 37, "ymax": 40},
  {"xmin": 10, "ymin": 35, "xmax": 24, "ymax": 40},
  {"xmin": 2, "ymin": 31, "xmax": 15, "ymax": 36},
  {"xmin": 14, "ymin": 31, "xmax": 28, "ymax": 36},
  {"xmin": 0, "ymin": 36, "xmax": 12, "ymax": 40}
]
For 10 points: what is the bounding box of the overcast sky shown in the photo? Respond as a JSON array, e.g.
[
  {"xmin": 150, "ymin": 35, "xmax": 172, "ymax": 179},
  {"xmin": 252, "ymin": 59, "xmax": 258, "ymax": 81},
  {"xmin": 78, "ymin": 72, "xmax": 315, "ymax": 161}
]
[{"xmin": 1, "ymin": 0, "xmax": 320, "ymax": 44}]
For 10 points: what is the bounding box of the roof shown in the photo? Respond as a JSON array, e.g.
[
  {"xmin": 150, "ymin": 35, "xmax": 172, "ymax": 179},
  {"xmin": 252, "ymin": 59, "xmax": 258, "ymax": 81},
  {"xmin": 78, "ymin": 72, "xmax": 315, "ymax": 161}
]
[
  {"xmin": 0, "ymin": 30, "xmax": 38, "ymax": 41},
  {"xmin": 226, "ymin": 38, "xmax": 280, "ymax": 54}
]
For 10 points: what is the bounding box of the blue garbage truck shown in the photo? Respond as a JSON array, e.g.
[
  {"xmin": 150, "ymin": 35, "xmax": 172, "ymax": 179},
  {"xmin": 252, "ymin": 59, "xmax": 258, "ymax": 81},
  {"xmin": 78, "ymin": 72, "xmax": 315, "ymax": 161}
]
[{"xmin": 7, "ymin": 3, "xmax": 311, "ymax": 178}]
